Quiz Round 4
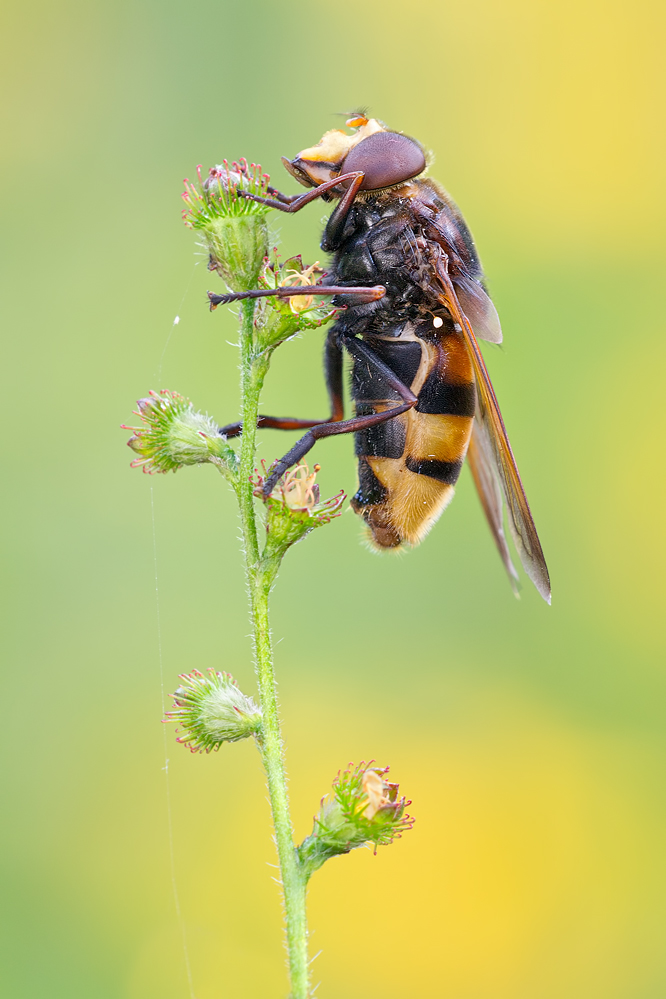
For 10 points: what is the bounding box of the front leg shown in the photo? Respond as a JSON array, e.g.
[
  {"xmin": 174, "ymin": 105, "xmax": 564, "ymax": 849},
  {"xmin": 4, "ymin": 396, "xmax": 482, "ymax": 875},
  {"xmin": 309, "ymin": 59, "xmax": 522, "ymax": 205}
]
[
  {"xmin": 237, "ymin": 171, "xmax": 364, "ymax": 215},
  {"xmin": 208, "ymin": 283, "xmax": 385, "ymax": 309},
  {"xmin": 263, "ymin": 184, "xmax": 302, "ymax": 205}
]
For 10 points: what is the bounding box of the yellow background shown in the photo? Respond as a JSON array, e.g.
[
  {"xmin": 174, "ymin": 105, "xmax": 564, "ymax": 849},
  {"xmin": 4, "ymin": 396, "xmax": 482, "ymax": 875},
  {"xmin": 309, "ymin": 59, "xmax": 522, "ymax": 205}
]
[{"xmin": 2, "ymin": 0, "xmax": 665, "ymax": 996}]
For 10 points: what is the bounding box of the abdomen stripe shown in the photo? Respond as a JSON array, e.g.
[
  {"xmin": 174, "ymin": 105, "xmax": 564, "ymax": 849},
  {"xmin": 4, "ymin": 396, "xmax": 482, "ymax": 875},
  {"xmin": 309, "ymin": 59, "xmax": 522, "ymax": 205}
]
[
  {"xmin": 404, "ymin": 456, "xmax": 463, "ymax": 483},
  {"xmin": 416, "ymin": 374, "xmax": 475, "ymax": 416}
]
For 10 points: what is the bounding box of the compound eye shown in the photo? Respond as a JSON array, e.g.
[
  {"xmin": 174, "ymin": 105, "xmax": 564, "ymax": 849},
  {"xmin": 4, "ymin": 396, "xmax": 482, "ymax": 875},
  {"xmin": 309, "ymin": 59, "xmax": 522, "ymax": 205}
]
[{"xmin": 340, "ymin": 132, "xmax": 426, "ymax": 191}]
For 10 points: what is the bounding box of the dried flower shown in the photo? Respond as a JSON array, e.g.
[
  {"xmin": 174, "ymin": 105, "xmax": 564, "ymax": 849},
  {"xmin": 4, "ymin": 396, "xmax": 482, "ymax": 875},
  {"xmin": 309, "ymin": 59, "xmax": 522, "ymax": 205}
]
[
  {"xmin": 123, "ymin": 389, "xmax": 237, "ymax": 475},
  {"xmin": 258, "ymin": 461, "xmax": 345, "ymax": 517},
  {"xmin": 297, "ymin": 762, "xmax": 414, "ymax": 877},
  {"xmin": 251, "ymin": 461, "xmax": 345, "ymax": 564},
  {"xmin": 279, "ymin": 259, "xmax": 323, "ymax": 315},
  {"xmin": 164, "ymin": 669, "xmax": 262, "ymax": 753},
  {"xmin": 275, "ymin": 463, "xmax": 321, "ymax": 511},
  {"xmin": 361, "ymin": 768, "xmax": 391, "ymax": 819},
  {"xmin": 250, "ymin": 253, "xmax": 339, "ymax": 350},
  {"xmin": 182, "ymin": 160, "xmax": 270, "ymax": 292}
]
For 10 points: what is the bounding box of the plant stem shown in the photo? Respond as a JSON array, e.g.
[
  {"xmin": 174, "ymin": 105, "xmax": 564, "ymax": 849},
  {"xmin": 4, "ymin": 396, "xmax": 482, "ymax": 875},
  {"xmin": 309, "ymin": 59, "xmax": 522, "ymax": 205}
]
[
  {"xmin": 235, "ymin": 299, "xmax": 310, "ymax": 999},
  {"xmin": 236, "ymin": 299, "xmax": 263, "ymax": 567},
  {"xmin": 253, "ymin": 575, "xmax": 309, "ymax": 999}
]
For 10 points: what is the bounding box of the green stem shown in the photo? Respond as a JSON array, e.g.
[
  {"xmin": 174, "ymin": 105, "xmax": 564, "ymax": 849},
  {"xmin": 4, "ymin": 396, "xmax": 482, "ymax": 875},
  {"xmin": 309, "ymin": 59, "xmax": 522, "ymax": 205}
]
[
  {"xmin": 253, "ymin": 575, "xmax": 310, "ymax": 998},
  {"xmin": 236, "ymin": 299, "xmax": 263, "ymax": 567},
  {"xmin": 235, "ymin": 299, "xmax": 310, "ymax": 999}
]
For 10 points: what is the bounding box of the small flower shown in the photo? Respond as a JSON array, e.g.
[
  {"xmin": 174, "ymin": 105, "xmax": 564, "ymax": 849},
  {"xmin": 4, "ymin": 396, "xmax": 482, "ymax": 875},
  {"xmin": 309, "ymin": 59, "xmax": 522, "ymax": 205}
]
[
  {"xmin": 332, "ymin": 762, "xmax": 414, "ymax": 849},
  {"xmin": 251, "ymin": 461, "xmax": 345, "ymax": 563},
  {"xmin": 297, "ymin": 762, "xmax": 414, "ymax": 877},
  {"xmin": 361, "ymin": 768, "xmax": 392, "ymax": 819},
  {"xmin": 182, "ymin": 160, "xmax": 270, "ymax": 292},
  {"xmin": 257, "ymin": 461, "xmax": 345, "ymax": 518},
  {"xmin": 123, "ymin": 389, "xmax": 237, "ymax": 475},
  {"xmin": 252, "ymin": 253, "xmax": 339, "ymax": 350},
  {"xmin": 164, "ymin": 669, "xmax": 262, "ymax": 753},
  {"xmin": 278, "ymin": 259, "xmax": 324, "ymax": 315},
  {"xmin": 274, "ymin": 463, "xmax": 321, "ymax": 512}
]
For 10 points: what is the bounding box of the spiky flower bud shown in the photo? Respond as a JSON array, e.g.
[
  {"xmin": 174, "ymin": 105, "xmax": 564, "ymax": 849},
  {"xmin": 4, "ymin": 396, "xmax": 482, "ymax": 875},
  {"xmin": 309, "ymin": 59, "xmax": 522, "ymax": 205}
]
[
  {"xmin": 123, "ymin": 390, "xmax": 237, "ymax": 476},
  {"xmin": 164, "ymin": 669, "xmax": 262, "ymax": 753},
  {"xmin": 252, "ymin": 462, "xmax": 346, "ymax": 563},
  {"xmin": 252, "ymin": 254, "xmax": 339, "ymax": 350},
  {"xmin": 182, "ymin": 160, "xmax": 270, "ymax": 292},
  {"xmin": 297, "ymin": 762, "xmax": 414, "ymax": 877}
]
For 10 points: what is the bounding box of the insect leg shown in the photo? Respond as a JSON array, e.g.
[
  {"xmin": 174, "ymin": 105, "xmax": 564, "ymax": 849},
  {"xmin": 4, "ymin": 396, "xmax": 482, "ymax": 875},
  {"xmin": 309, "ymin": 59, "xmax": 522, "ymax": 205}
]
[
  {"xmin": 320, "ymin": 175, "xmax": 366, "ymax": 250},
  {"xmin": 263, "ymin": 185, "xmax": 301, "ymax": 204},
  {"xmin": 221, "ymin": 415, "xmax": 330, "ymax": 437},
  {"xmin": 324, "ymin": 325, "xmax": 345, "ymax": 422},
  {"xmin": 219, "ymin": 329, "xmax": 345, "ymax": 438},
  {"xmin": 260, "ymin": 336, "xmax": 417, "ymax": 497},
  {"xmin": 237, "ymin": 172, "xmax": 364, "ymax": 213},
  {"xmin": 341, "ymin": 337, "xmax": 419, "ymax": 403},
  {"xmin": 208, "ymin": 284, "xmax": 385, "ymax": 309}
]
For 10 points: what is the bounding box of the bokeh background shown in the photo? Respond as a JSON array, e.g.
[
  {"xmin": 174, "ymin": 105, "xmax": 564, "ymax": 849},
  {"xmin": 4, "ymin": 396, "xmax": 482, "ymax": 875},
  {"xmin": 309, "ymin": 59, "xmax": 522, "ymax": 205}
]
[{"xmin": 2, "ymin": 0, "xmax": 665, "ymax": 996}]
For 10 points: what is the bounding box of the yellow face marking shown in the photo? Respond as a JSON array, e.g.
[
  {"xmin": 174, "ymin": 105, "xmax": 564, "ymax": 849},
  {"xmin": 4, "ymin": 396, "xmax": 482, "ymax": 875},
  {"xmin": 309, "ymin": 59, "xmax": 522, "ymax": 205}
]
[
  {"xmin": 296, "ymin": 128, "xmax": 352, "ymax": 166},
  {"xmin": 292, "ymin": 119, "xmax": 387, "ymax": 187}
]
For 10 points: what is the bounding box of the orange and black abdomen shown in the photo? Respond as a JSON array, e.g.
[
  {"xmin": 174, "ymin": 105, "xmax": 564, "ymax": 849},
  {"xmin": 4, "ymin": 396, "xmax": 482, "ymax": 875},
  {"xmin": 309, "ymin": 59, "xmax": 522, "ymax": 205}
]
[{"xmin": 350, "ymin": 320, "xmax": 476, "ymax": 548}]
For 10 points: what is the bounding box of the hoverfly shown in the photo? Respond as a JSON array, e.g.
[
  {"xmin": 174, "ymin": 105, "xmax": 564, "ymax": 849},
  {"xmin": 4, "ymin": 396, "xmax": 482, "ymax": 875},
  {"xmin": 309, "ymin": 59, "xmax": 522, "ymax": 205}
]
[{"xmin": 210, "ymin": 113, "xmax": 550, "ymax": 602}]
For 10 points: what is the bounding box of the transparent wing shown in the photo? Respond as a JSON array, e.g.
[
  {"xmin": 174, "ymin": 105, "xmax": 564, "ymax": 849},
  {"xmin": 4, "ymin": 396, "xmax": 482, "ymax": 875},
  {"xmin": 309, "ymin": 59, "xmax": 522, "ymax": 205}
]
[
  {"xmin": 424, "ymin": 209, "xmax": 502, "ymax": 343},
  {"xmin": 434, "ymin": 254, "xmax": 551, "ymax": 603},
  {"xmin": 467, "ymin": 424, "xmax": 520, "ymax": 597},
  {"xmin": 454, "ymin": 272, "xmax": 503, "ymax": 344}
]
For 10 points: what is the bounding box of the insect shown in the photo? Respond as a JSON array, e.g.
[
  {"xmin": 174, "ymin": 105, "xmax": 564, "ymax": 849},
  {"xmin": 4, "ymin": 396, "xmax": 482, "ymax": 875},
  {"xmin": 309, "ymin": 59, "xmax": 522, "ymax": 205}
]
[{"xmin": 210, "ymin": 113, "xmax": 550, "ymax": 602}]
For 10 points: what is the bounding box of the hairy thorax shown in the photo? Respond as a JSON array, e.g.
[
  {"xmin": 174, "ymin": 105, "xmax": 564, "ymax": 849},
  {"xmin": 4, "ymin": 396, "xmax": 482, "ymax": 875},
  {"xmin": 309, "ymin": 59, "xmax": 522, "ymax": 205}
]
[{"xmin": 325, "ymin": 180, "xmax": 481, "ymax": 338}]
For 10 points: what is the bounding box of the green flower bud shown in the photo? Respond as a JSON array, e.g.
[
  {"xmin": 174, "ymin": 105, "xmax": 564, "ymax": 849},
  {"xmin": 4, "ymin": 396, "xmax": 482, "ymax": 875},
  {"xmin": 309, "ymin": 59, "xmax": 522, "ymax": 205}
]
[
  {"xmin": 252, "ymin": 462, "xmax": 346, "ymax": 562},
  {"xmin": 298, "ymin": 762, "xmax": 414, "ymax": 877},
  {"xmin": 123, "ymin": 389, "xmax": 237, "ymax": 476},
  {"xmin": 253, "ymin": 254, "xmax": 339, "ymax": 351},
  {"xmin": 164, "ymin": 669, "xmax": 262, "ymax": 753},
  {"xmin": 182, "ymin": 160, "xmax": 270, "ymax": 292}
]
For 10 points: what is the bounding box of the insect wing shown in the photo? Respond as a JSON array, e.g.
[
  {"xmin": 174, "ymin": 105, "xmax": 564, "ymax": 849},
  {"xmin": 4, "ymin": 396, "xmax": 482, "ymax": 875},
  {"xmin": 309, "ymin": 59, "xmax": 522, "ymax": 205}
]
[
  {"xmin": 454, "ymin": 272, "xmax": 503, "ymax": 344},
  {"xmin": 466, "ymin": 424, "xmax": 520, "ymax": 596},
  {"xmin": 464, "ymin": 325, "xmax": 551, "ymax": 601},
  {"xmin": 425, "ymin": 211, "xmax": 502, "ymax": 343},
  {"xmin": 434, "ymin": 256, "xmax": 551, "ymax": 602}
]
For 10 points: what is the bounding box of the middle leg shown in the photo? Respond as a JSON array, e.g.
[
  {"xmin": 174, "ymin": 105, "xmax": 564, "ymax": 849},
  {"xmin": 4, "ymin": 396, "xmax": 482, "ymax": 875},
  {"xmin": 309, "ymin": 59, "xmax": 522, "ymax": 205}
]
[
  {"xmin": 220, "ymin": 330, "xmax": 345, "ymax": 438},
  {"xmin": 260, "ymin": 334, "xmax": 418, "ymax": 496}
]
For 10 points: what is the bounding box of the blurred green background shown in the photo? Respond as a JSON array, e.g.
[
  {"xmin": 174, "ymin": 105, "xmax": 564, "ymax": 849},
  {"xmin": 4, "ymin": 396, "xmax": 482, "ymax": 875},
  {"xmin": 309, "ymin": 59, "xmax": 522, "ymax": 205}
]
[{"xmin": 2, "ymin": 0, "xmax": 665, "ymax": 996}]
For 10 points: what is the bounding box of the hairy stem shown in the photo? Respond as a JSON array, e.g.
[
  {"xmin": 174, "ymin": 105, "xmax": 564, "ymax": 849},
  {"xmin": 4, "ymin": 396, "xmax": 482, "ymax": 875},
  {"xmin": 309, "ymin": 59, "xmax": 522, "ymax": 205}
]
[
  {"xmin": 253, "ymin": 574, "xmax": 309, "ymax": 998},
  {"xmin": 236, "ymin": 299, "xmax": 263, "ymax": 567},
  {"xmin": 236, "ymin": 300, "xmax": 310, "ymax": 998}
]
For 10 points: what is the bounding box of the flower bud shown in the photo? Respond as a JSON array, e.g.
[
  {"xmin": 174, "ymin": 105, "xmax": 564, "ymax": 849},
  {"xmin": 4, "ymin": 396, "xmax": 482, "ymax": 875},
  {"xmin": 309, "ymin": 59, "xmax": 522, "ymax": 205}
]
[
  {"xmin": 164, "ymin": 669, "xmax": 262, "ymax": 752},
  {"xmin": 252, "ymin": 462, "xmax": 345, "ymax": 562},
  {"xmin": 123, "ymin": 389, "xmax": 237, "ymax": 475},
  {"xmin": 182, "ymin": 160, "xmax": 270, "ymax": 292},
  {"xmin": 297, "ymin": 762, "xmax": 414, "ymax": 877}
]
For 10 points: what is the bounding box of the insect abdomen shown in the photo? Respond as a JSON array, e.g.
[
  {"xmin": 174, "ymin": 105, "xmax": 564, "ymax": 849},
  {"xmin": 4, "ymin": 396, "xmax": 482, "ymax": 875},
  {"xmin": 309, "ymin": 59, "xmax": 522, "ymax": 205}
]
[{"xmin": 350, "ymin": 329, "xmax": 475, "ymax": 548}]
